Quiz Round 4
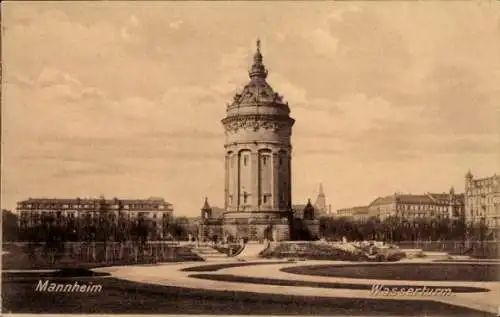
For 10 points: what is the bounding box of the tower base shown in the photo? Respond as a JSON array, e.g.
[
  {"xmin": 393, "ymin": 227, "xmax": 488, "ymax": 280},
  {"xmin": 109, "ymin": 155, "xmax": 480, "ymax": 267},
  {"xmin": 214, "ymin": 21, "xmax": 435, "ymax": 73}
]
[{"xmin": 199, "ymin": 211, "xmax": 292, "ymax": 242}]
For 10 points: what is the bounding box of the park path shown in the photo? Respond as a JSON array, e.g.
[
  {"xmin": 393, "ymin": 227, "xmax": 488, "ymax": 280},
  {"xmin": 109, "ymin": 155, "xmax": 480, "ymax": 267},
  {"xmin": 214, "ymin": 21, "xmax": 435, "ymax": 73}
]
[
  {"xmin": 218, "ymin": 260, "xmax": 500, "ymax": 315},
  {"xmin": 95, "ymin": 259, "xmax": 499, "ymax": 315}
]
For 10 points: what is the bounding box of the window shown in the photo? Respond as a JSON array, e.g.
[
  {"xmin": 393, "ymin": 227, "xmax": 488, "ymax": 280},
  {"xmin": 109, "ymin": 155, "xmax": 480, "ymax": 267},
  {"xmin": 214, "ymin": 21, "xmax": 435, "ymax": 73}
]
[
  {"xmin": 243, "ymin": 156, "xmax": 248, "ymax": 166},
  {"xmin": 243, "ymin": 192, "xmax": 248, "ymax": 204},
  {"xmin": 262, "ymin": 156, "xmax": 267, "ymax": 165},
  {"xmin": 263, "ymin": 195, "xmax": 267, "ymax": 203}
]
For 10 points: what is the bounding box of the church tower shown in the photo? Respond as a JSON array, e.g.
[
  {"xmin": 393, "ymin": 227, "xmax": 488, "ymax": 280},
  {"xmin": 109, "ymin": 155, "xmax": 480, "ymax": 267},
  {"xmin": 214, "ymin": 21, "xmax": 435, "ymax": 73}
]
[
  {"xmin": 221, "ymin": 40, "xmax": 295, "ymax": 241},
  {"xmin": 314, "ymin": 183, "xmax": 327, "ymax": 217}
]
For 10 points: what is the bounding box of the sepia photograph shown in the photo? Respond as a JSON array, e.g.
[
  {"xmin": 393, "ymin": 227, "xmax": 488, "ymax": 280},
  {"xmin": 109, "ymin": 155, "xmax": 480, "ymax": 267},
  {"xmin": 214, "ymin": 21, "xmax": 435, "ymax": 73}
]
[{"xmin": 1, "ymin": 1, "xmax": 499, "ymax": 316}]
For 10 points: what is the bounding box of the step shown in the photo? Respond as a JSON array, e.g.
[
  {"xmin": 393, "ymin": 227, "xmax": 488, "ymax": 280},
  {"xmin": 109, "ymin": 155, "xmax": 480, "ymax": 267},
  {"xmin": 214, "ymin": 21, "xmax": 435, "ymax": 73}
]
[
  {"xmin": 194, "ymin": 249, "xmax": 221, "ymax": 252},
  {"xmin": 201, "ymin": 254, "xmax": 228, "ymax": 258},
  {"xmin": 193, "ymin": 248, "xmax": 226, "ymax": 254},
  {"xmin": 202, "ymin": 257, "xmax": 236, "ymax": 262},
  {"xmin": 194, "ymin": 251, "xmax": 224, "ymax": 255}
]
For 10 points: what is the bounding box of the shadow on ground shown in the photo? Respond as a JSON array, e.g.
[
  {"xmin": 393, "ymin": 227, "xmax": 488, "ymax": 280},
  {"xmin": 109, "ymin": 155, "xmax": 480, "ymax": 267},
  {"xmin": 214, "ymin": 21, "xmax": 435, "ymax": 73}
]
[
  {"xmin": 188, "ymin": 273, "xmax": 491, "ymax": 293},
  {"xmin": 282, "ymin": 263, "xmax": 500, "ymax": 282},
  {"xmin": 1, "ymin": 271, "xmax": 494, "ymax": 316}
]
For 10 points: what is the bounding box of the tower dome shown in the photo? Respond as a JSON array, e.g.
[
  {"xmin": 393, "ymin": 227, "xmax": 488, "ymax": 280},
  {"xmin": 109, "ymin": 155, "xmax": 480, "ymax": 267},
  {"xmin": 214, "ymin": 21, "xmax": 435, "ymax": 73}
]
[
  {"xmin": 225, "ymin": 40, "xmax": 295, "ymax": 119},
  {"xmin": 466, "ymin": 170, "xmax": 473, "ymax": 179},
  {"xmin": 201, "ymin": 197, "xmax": 212, "ymax": 219}
]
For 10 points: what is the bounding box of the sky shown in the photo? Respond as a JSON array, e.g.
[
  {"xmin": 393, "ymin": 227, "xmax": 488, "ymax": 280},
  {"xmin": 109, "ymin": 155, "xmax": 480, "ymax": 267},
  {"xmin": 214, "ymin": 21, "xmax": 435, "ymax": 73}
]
[{"xmin": 2, "ymin": 1, "xmax": 499, "ymax": 216}]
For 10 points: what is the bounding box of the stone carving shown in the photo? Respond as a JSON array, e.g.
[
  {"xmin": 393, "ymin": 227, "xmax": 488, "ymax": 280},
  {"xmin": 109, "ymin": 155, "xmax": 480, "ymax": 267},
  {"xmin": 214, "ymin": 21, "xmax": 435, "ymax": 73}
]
[
  {"xmin": 228, "ymin": 79, "xmax": 288, "ymax": 108},
  {"xmin": 252, "ymin": 120, "xmax": 260, "ymax": 131},
  {"xmin": 223, "ymin": 115, "xmax": 291, "ymax": 133}
]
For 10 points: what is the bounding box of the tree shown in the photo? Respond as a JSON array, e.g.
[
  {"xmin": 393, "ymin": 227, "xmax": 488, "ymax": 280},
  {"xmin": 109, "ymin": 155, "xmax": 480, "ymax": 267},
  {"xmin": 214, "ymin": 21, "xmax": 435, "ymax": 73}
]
[
  {"xmin": 116, "ymin": 210, "xmax": 129, "ymax": 242},
  {"xmin": 2, "ymin": 209, "xmax": 19, "ymax": 241},
  {"xmin": 36, "ymin": 213, "xmax": 67, "ymax": 262},
  {"xmin": 451, "ymin": 216, "xmax": 467, "ymax": 241},
  {"xmin": 383, "ymin": 216, "xmax": 401, "ymax": 242},
  {"xmin": 362, "ymin": 216, "xmax": 381, "ymax": 241},
  {"xmin": 434, "ymin": 217, "xmax": 452, "ymax": 241},
  {"xmin": 165, "ymin": 220, "xmax": 187, "ymax": 240}
]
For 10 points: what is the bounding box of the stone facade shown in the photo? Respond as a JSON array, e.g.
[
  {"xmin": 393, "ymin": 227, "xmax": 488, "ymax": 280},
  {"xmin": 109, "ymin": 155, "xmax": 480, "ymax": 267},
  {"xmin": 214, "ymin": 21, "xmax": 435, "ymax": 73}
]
[
  {"xmin": 337, "ymin": 189, "xmax": 464, "ymax": 223},
  {"xmin": 199, "ymin": 40, "xmax": 317, "ymax": 242},
  {"xmin": 16, "ymin": 197, "xmax": 174, "ymax": 239},
  {"xmin": 336, "ymin": 206, "xmax": 370, "ymax": 223},
  {"xmin": 465, "ymin": 171, "xmax": 500, "ymax": 228}
]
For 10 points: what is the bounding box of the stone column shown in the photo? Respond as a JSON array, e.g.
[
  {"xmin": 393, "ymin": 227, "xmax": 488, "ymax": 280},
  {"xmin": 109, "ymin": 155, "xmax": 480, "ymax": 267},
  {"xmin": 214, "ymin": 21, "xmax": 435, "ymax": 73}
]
[
  {"xmin": 272, "ymin": 152, "xmax": 279, "ymax": 209},
  {"xmin": 224, "ymin": 154, "xmax": 229, "ymax": 209},
  {"xmin": 287, "ymin": 152, "xmax": 292, "ymax": 210},
  {"xmin": 233, "ymin": 152, "xmax": 240, "ymax": 211},
  {"xmin": 251, "ymin": 151, "xmax": 259, "ymax": 211}
]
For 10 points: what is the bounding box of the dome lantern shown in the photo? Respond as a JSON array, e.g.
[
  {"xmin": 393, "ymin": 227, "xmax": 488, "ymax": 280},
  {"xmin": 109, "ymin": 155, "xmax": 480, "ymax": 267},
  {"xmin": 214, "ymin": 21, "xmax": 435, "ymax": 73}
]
[{"xmin": 249, "ymin": 38, "xmax": 268, "ymax": 80}]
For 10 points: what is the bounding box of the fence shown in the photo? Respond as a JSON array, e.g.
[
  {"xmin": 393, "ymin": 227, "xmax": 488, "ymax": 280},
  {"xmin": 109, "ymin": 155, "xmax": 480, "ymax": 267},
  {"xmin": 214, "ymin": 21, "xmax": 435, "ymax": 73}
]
[
  {"xmin": 3, "ymin": 241, "xmax": 201, "ymax": 269},
  {"xmin": 396, "ymin": 240, "xmax": 499, "ymax": 258}
]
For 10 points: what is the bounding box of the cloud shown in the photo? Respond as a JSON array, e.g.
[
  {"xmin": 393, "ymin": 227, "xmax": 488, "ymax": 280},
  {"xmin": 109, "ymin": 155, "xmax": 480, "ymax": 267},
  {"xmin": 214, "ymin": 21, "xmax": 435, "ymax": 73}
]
[
  {"xmin": 27, "ymin": 131, "xmax": 222, "ymax": 162},
  {"xmin": 51, "ymin": 161, "xmax": 129, "ymax": 178},
  {"xmin": 2, "ymin": 2, "xmax": 498, "ymax": 216},
  {"xmin": 299, "ymin": 5, "xmax": 360, "ymax": 57},
  {"xmin": 270, "ymin": 73, "xmax": 342, "ymax": 115},
  {"xmin": 417, "ymin": 134, "xmax": 498, "ymax": 155},
  {"xmin": 307, "ymin": 28, "xmax": 339, "ymax": 56},
  {"xmin": 295, "ymin": 147, "xmax": 344, "ymax": 157},
  {"xmin": 129, "ymin": 15, "xmax": 139, "ymax": 27},
  {"xmin": 34, "ymin": 68, "xmax": 106, "ymax": 102},
  {"xmin": 5, "ymin": 74, "xmax": 35, "ymax": 88},
  {"xmin": 4, "ymin": 6, "xmax": 118, "ymax": 65},
  {"xmin": 37, "ymin": 68, "xmax": 81, "ymax": 87},
  {"xmin": 169, "ymin": 20, "xmax": 183, "ymax": 29},
  {"xmin": 139, "ymin": 130, "xmax": 222, "ymax": 140},
  {"xmin": 418, "ymin": 65, "xmax": 500, "ymax": 135}
]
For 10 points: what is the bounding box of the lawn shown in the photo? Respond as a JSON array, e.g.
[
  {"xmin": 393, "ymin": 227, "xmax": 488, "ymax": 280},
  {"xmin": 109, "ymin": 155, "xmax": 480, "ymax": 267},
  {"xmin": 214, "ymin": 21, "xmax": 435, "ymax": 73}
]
[
  {"xmin": 282, "ymin": 263, "xmax": 500, "ymax": 282},
  {"xmin": 2, "ymin": 272, "xmax": 492, "ymax": 316},
  {"xmin": 187, "ymin": 273, "xmax": 490, "ymax": 293}
]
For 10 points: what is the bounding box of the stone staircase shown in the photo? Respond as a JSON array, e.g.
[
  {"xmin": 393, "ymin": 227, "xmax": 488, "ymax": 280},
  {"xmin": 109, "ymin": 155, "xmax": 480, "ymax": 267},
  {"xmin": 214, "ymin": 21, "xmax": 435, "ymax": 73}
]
[
  {"xmin": 235, "ymin": 242, "xmax": 268, "ymax": 260},
  {"xmin": 191, "ymin": 245, "xmax": 233, "ymax": 262}
]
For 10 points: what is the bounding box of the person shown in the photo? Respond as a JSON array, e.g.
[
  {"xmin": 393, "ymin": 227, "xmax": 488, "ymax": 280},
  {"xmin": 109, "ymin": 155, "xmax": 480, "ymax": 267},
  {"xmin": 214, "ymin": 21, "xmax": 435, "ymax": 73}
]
[
  {"xmin": 369, "ymin": 243, "xmax": 376, "ymax": 256},
  {"xmin": 264, "ymin": 238, "xmax": 270, "ymax": 249}
]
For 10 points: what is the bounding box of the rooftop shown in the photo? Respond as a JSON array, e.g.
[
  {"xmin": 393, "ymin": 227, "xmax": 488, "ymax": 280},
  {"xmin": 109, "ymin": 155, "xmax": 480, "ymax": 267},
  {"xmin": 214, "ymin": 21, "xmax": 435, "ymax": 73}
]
[
  {"xmin": 369, "ymin": 192, "xmax": 464, "ymax": 206},
  {"xmin": 18, "ymin": 197, "xmax": 172, "ymax": 205}
]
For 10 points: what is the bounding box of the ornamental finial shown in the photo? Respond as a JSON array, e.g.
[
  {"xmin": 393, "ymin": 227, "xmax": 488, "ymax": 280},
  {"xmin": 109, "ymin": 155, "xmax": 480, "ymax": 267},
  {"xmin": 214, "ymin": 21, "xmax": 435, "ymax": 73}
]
[
  {"xmin": 201, "ymin": 196, "xmax": 211, "ymax": 211},
  {"xmin": 250, "ymin": 38, "xmax": 267, "ymax": 79}
]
